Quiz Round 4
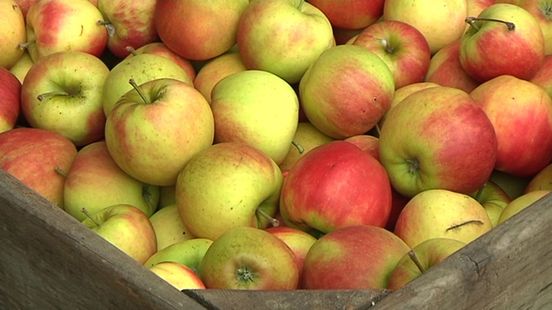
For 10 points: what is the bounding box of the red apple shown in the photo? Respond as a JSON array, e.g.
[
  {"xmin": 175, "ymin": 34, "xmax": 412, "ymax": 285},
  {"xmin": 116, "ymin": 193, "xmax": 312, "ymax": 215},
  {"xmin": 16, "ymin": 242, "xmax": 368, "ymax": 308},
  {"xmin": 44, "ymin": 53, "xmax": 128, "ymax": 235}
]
[
  {"xmin": 515, "ymin": 0, "xmax": 552, "ymax": 55},
  {"xmin": 343, "ymin": 134, "xmax": 379, "ymax": 160},
  {"xmin": 0, "ymin": 68, "xmax": 21, "ymax": 133},
  {"xmin": 531, "ymin": 55, "xmax": 552, "ymax": 98},
  {"xmin": 149, "ymin": 262, "xmax": 205, "ymax": 290},
  {"xmin": 307, "ymin": 0, "xmax": 385, "ymax": 30}
]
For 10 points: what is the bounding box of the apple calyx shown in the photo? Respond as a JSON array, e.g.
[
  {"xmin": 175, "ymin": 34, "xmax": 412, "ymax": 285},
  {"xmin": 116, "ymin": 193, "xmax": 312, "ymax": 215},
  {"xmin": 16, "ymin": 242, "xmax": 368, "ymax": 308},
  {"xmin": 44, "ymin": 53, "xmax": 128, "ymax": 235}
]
[
  {"xmin": 291, "ymin": 141, "xmax": 305, "ymax": 154},
  {"xmin": 125, "ymin": 46, "xmax": 139, "ymax": 56},
  {"xmin": 406, "ymin": 158, "xmax": 420, "ymax": 176},
  {"xmin": 408, "ymin": 250, "xmax": 426, "ymax": 274},
  {"xmin": 81, "ymin": 208, "xmax": 100, "ymax": 227},
  {"xmin": 446, "ymin": 220, "xmax": 484, "ymax": 232},
  {"xmin": 128, "ymin": 79, "xmax": 150, "ymax": 104},
  {"xmin": 97, "ymin": 20, "xmax": 116, "ymax": 37},
  {"xmin": 540, "ymin": 3, "xmax": 552, "ymax": 20},
  {"xmin": 37, "ymin": 91, "xmax": 70, "ymax": 102},
  {"xmin": 465, "ymin": 17, "xmax": 515, "ymax": 32},
  {"xmin": 256, "ymin": 208, "xmax": 280, "ymax": 227},
  {"xmin": 236, "ymin": 266, "xmax": 256, "ymax": 283}
]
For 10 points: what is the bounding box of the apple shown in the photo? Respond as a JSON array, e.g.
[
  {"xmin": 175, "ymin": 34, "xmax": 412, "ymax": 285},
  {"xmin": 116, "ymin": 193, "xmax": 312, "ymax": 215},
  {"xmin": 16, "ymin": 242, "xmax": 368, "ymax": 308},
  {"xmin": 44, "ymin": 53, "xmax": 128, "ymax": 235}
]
[
  {"xmin": 343, "ymin": 134, "xmax": 379, "ymax": 160},
  {"xmin": 379, "ymin": 86, "xmax": 498, "ymax": 198},
  {"xmin": 0, "ymin": 68, "xmax": 21, "ymax": 133},
  {"xmin": 81, "ymin": 204, "xmax": 157, "ymax": 264},
  {"xmin": 424, "ymin": 40, "xmax": 480, "ymax": 93},
  {"xmin": 470, "ymin": 181, "xmax": 511, "ymax": 227},
  {"xmin": 531, "ymin": 55, "xmax": 552, "ymax": 98},
  {"xmin": 467, "ymin": 0, "xmax": 497, "ymax": 22},
  {"xmin": 302, "ymin": 225, "xmax": 410, "ymax": 289},
  {"xmin": 460, "ymin": 3, "xmax": 545, "ymax": 82},
  {"xmin": 307, "ymin": 0, "xmax": 385, "ymax": 30},
  {"xmin": 380, "ymin": 81, "xmax": 441, "ymax": 126},
  {"xmin": 155, "ymin": 0, "xmax": 249, "ymax": 61},
  {"xmin": 105, "ymin": 78, "xmax": 214, "ymax": 186},
  {"xmin": 14, "ymin": 0, "xmax": 38, "ymax": 18},
  {"xmin": 125, "ymin": 43, "xmax": 196, "ymax": 82},
  {"xmin": 470, "ymin": 75, "xmax": 552, "ymax": 177},
  {"xmin": 498, "ymin": 190, "xmax": 551, "ymax": 224},
  {"xmin": 144, "ymin": 238, "xmax": 213, "ymax": 271},
  {"xmin": 299, "ymin": 44, "xmax": 395, "ymax": 139},
  {"xmin": 102, "ymin": 53, "xmax": 194, "ymax": 116},
  {"xmin": 149, "ymin": 204, "xmax": 194, "ymax": 251},
  {"xmin": 394, "ymin": 189, "xmax": 493, "ymax": 248},
  {"xmin": 490, "ymin": 169, "xmax": 531, "ymax": 200},
  {"xmin": 237, "ymin": 0, "xmax": 335, "ymax": 84},
  {"xmin": 515, "ymin": 0, "xmax": 552, "ymax": 55},
  {"xmin": 176, "ymin": 142, "xmax": 283, "ymax": 241},
  {"xmin": 525, "ymin": 163, "xmax": 552, "ymax": 193},
  {"xmin": 21, "ymin": 51, "xmax": 109, "ymax": 146},
  {"xmin": 0, "ymin": 0, "xmax": 26, "ymax": 69},
  {"xmin": 64, "ymin": 141, "xmax": 159, "ymax": 221},
  {"xmin": 210, "ymin": 70, "xmax": 299, "ymax": 165},
  {"xmin": 383, "ymin": 0, "xmax": 467, "ymax": 53},
  {"xmin": 387, "ymin": 238, "xmax": 466, "ymax": 290},
  {"xmin": 193, "ymin": 52, "xmax": 247, "ymax": 103},
  {"xmin": 199, "ymin": 226, "xmax": 299, "ymax": 290},
  {"xmin": 24, "ymin": 0, "xmax": 108, "ymax": 61},
  {"xmin": 8, "ymin": 51, "xmax": 33, "ymax": 83},
  {"xmin": 96, "ymin": 0, "xmax": 157, "ymax": 58},
  {"xmin": 352, "ymin": 20, "xmax": 431, "ymax": 89},
  {"xmin": 149, "ymin": 262, "xmax": 205, "ymax": 290},
  {"xmin": 278, "ymin": 122, "xmax": 334, "ymax": 174},
  {"xmin": 280, "ymin": 141, "xmax": 392, "ymax": 233}
]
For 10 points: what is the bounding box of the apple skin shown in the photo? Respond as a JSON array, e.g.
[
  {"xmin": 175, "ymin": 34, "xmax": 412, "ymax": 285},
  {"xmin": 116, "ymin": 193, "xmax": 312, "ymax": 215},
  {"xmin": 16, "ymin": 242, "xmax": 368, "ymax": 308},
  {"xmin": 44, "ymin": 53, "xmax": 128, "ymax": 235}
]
[
  {"xmin": 425, "ymin": 40, "xmax": 479, "ymax": 93},
  {"xmin": 149, "ymin": 204, "xmax": 194, "ymax": 251},
  {"xmin": 175, "ymin": 142, "xmax": 283, "ymax": 241},
  {"xmin": 155, "ymin": 0, "xmax": 249, "ymax": 61},
  {"xmin": 280, "ymin": 141, "xmax": 392, "ymax": 233},
  {"xmin": 299, "ymin": 45, "xmax": 395, "ymax": 139},
  {"xmin": 470, "ymin": 75, "xmax": 552, "ymax": 177},
  {"xmin": 237, "ymin": 0, "xmax": 335, "ymax": 84},
  {"xmin": 394, "ymin": 189, "xmax": 493, "ymax": 248},
  {"xmin": 343, "ymin": 134, "xmax": 379, "ymax": 160},
  {"xmin": 199, "ymin": 226, "xmax": 299, "ymax": 290},
  {"xmin": 525, "ymin": 164, "xmax": 552, "ymax": 193},
  {"xmin": 352, "ymin": 20, "xmax": 431, "ymax": 89},
  {"xmin": 21, "ymin": 51, "xmax": 109, "ymax": 146},
  {"xmin": 531, "ymin": 55, "xmax": 552, "ymax": 98},
  {"xmin": 211, "ymin": 70, "xmax": 299, "ymax": 165},
  {"xmin": 383, "ymin": 0, "xmax": 467, "ymax": 54},
  {"xmin": 149, "ymin": 262, "xmax": 205, "ymax": 290},
  {"xmin": 460, "ymin": 3, "xmax": 545, "ymax": 82},
  {"xmin": 0, "ymin": 1, "xmax": 26, "ymax": 69},
  {"xmin": 102, "ymin": 53, "xmax": 193, "ymax": 116},
  {"xmin": 144, "ymin": 238, "xmax": 213, "ymax": 272},
  {"xmin": 379, "ymin": 82, "xmax": 440, "ymax": 127},
  {"xmin": 97, "ymin": 0, "xmax": 157, "ymax": 58},
  {"xmin": 105, "ymin": 78, "xmax": 214, "ymax": 186},
  {"xmin": 307, "ymin": 0, "xmax": 384, "ymax": 30},
  {"xmin": 193, "ymin": 52, "xmax": 246, "ymax": 103},
  {"xmin": 387, "ymin": 238, "xmax": 466, "ymax": 290},
  {"xmin": 379, "ymin": 86, "xmax": 498, "ymax": 198},
  {"xmin": 302, "ymin": 225, "xmax": 410, "ymax": 289},
  {"xmin": 0, "ymin": 68, "xmax": 21, "ymax": 133},
  {"xmin": 82, "ymin": 204, "xmax": 157, "ymax": 264},
  {"xmin": 498, "ymin": 190, "xmax": 551, "ymax": 224},
  {"xmin": 279, "ymin": 122, "xmax": 334, "ymax": 174},
  {"xmin": 9, "ymin": 51, "xmax": 33, "ymax": 83},
  {"xmin": 64, "ymin": 141, "xmax": 159, "ymax": 221},
  {"xmin": 470, "ymin": 181, "xmax": 511, "ymax": 227},
  {"xmin": 0, "ymin": 127, "xmax": 77, "ymax": 208},
  {"xmin": 25, "ymin": 0, "xmax": 108, "ymax": 62},
  {"xmin": 14, "ymin": 0, "xmax": 38, "ymax": 18},
  {"xmin": 515, "ymin": 0, "xmax": 552, "ymax": 55}
]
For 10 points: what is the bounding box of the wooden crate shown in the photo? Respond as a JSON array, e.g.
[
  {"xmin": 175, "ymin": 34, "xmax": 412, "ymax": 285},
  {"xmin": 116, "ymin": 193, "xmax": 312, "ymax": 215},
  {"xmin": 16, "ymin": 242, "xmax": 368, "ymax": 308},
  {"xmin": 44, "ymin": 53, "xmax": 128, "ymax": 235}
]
[{"xmin": 1, "ymin": 169, "xmax": 551, "ymax": 309}]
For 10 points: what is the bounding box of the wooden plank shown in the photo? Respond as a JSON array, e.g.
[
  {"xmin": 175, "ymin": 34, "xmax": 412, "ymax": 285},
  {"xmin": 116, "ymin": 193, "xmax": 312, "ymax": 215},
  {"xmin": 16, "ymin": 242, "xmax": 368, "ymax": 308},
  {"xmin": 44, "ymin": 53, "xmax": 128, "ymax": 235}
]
[
  {"xmin": 0, "ymin": 170, "xmax": 204, "ymax": 310},
  {"xmin": 372, "ymin": 192, "xmax": 552, "ymax": 310}
]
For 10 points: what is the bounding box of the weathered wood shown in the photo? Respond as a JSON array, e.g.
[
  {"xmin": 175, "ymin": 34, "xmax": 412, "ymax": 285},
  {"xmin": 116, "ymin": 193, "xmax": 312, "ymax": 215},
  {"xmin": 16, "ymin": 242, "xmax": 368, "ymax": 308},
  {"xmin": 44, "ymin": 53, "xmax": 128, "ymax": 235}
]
[
  {"xmin": 372, "ymin": 192, "xmax": 552, "ymax": 310},
  {"xmin": 0, "ymin": 170, "xmax": 204, "ymax": 310}
]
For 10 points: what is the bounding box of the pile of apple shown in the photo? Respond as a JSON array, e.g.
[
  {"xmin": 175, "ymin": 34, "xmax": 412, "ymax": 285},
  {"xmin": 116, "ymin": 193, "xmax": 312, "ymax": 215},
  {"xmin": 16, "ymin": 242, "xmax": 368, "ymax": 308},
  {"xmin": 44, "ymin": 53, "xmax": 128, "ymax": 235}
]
[{"xmin": 2, "ymin": 0, "xmax": 552, "ymax": 292}]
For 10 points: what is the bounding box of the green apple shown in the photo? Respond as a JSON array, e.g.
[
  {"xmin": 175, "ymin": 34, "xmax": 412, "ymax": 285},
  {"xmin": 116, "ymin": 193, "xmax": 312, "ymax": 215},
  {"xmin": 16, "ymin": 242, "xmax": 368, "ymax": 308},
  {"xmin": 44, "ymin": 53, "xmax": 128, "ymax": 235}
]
[
  {"xmin": 199, "ymin": 226, "xmax": 299, "ymax": 289},
  {"xmin": 0, "ymin": 0, "xmax": 26, "ymax": 69},
  {"xmin": 21, "ymin": 51, "xmax": 109, "ymax": 146},
  {"xmin": 193, "ymin": 52, "xmax": 246, "ymax": 103},
  {"xmin": 149, "ymin": 262, "xmax": 205, "ymax": 290},
  {"xmin": 102, "ymin": 53, "xmax": 193, "ymax": 115},
  {"xmin": 82, "ymin": 204, "xmax": 157, "ymax": 264},
  {"xmin": 387, "ymin": 238, "xmax": 466, "ymax": 290},
  {"xmin": 105, "ymin": 78, "xmax": 214, "ymax": 186},
  {"xmin": 498, "ymin": 190, "xmax": 551, "ymax": 224},
  {"xmin": 64, "ymin": 141, "xmax": 159, "ymax": 221},
  {"xmin": 470, "ymin": 181, "xmax": 511, "ymax": 227},
  {"xmin": 144, "ymin": 238, "xmax": 213, "ymax": 272},
  {"xmin": 525, "ymin": 164, "xmax": 552, "ymax": 193},
  {"xmin": 394, "ymin": 189, "xmax": 493, "ymax": 248},
  {"xmin": 149, "ymin": 204, "xmax": 194, "ymax": 251},
  {"xmin": 211, "ymin": 70, "xmax": 299, "ymax": 164},
  {"xmin": 175, "ymin": 142, "xmax": 283, "ymax": 240},
  {"xmin": 8, "ymin": 51, "xmax": 33, "ymax": 83}
]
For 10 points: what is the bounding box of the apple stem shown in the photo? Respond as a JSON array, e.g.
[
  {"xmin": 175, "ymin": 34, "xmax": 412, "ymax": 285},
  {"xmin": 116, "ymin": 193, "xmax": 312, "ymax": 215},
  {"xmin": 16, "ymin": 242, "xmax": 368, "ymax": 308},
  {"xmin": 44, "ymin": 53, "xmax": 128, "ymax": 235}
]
[
  {"xmin": 125, "ymin": 46, "xmax": 139, "ymax": 56},
  {"xmin": 297, "ymin": 0, "xmax": 305, "ymax": 10},
  {"xmin": 446, "ymin": 220, "xmax": 484, "ymax": 232},
  {"xmin": 54, "ymin": 166, "xmax": 67, "ymax": 177},
  {"xmin": 408, "ymin": 250, "xmax": 426, "ymax": 274},
  {"xmin": 465, "ymin": 16, "xmax": 515, "ymax": 31},
  {"xmin": 291, "ymin": 141, "xmax": 304, "ymax": 154},
  {"xmin": 97, "ymin": 20, "xmax": 116, "ymax": 37},
  {"xmin": 379, "ymin": 38, "xmax": 394, "ymax": 54},
  {"xmin": 37, "ymin": 91, "xmax": 70, "ymax": 102},
  {"xmin": 18, "ymin": 41, "xmax": 34, "ymax": 50},
  {"xmin": 128, "ymin": 79, "xmax": 150, "ymax": 104},
  {"xmin": 81, "ymin": 208, "xmax": 100, "ymax": 227},
  {"xmin": 375, "ymin": 123, "xmax": 382, "ymax": 137},
  {"xmin": 256, "ymin": 209, "xmax": 280, "ymax": 227}
]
